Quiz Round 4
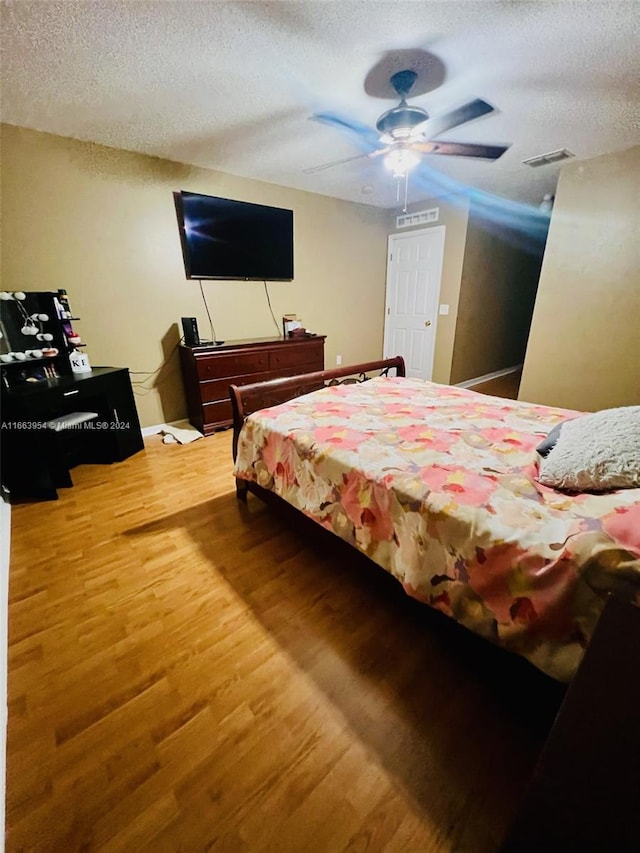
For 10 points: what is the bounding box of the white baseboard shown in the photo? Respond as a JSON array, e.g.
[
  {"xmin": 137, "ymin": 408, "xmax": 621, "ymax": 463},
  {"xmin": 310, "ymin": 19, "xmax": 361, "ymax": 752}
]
[
  {"xmin": 455, "ymin": 364, "xmax": 523, "ymax": 389},
  {"xmin": 141, "ymin": 418, "xmax": 192, "ymax": 438},
  {"xmin": 142, "ymin": 424, "xmax": 165, "ymax": 437}
]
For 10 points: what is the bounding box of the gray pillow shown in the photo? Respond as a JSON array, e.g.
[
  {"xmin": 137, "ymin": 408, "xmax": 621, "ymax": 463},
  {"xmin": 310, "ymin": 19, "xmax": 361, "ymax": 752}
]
[{"xmin": 537, "ymin": 406, "xmax": 640, "ymax": 492}]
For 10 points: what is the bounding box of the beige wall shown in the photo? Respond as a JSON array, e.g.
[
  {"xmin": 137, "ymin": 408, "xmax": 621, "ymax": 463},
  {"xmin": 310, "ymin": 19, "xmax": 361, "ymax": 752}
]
[
  {"xmin": 519, "ymin": 146, "xmax": 640, "ymax": 410},
  {"xmin": 1, "ymin": 125, "xmax": 390, "ymax": 426},
  {"xmin": 450, "ymin": 208, "xmax": 543, "ymax": 384},
  {"xmin": 388, "ymin": 196, "xmax": 470, "ymax": 384}
]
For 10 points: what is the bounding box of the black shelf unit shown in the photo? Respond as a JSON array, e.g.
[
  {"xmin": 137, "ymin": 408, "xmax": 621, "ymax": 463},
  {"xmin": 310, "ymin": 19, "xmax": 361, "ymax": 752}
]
[{"xmin": 0, "ymin": 291, "xmax": 83, "ymax": 389}]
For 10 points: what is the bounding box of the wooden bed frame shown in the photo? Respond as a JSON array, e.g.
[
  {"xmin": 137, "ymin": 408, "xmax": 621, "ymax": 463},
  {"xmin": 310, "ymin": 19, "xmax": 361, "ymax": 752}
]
[
  {"xmin": 230, "ymin": 355, "xmax": 406, "ymax": 501},
  {"xmin": 229, "ymin": 355, "xmax": 639, "ymax": 848}
]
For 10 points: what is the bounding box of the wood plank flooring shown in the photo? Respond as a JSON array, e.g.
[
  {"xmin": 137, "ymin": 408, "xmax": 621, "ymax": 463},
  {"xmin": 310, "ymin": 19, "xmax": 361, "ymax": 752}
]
[{"xmin": 6, "ymin": 431, "xmax": 564, "ymax": 852}]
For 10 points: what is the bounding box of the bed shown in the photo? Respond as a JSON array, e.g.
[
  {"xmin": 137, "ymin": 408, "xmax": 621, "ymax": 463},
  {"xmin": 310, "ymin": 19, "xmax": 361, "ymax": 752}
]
[{"xmin": 231, "ymin": 357, "xmax": 640, "ymax": 682}]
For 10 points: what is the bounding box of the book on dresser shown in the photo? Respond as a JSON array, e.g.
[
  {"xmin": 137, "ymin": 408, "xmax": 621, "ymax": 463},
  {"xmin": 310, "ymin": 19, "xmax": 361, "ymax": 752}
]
[{"xmin": 179, "ymin": 335, "xmax": 326, "ymax": 435}]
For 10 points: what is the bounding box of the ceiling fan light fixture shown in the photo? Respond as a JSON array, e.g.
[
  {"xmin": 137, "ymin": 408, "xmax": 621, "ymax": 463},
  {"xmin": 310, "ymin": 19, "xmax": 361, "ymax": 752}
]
[
  {"xmin": 384, "ymin": 146, "xmax": 420, "ymax": 178},
  {"xmin": 376, "ymin": 104, "xmax": 429, "ymax": 138},
  {"xmin": 380, "ymin": 126, "xmax": 424, "ymax": 145}
]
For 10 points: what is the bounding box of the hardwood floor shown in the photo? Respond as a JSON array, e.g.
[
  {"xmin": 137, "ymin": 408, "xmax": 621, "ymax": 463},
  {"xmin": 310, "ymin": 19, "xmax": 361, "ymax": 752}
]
[{"xmin": 6, "ymin": 432, "xmax": 563, "ymax": 852}]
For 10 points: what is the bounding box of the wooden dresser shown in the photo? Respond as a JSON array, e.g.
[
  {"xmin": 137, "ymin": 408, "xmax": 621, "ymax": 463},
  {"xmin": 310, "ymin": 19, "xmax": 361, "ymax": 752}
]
[{"xmin": 179, "ymin": 335, "xmax": 325, "ymax": 434}]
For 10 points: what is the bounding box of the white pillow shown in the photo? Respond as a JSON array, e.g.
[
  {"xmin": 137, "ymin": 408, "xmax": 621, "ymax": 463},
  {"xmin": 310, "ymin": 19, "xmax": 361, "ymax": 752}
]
[{"xmin": 537, "ymin": 406, "xmax": 640, "ymax": 492}]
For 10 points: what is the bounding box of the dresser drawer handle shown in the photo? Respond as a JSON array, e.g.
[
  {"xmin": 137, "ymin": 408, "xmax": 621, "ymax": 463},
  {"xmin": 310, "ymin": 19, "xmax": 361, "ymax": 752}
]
[{"xmin": 63, "ymin": 390, "xmax": 80, "ymax": 396}]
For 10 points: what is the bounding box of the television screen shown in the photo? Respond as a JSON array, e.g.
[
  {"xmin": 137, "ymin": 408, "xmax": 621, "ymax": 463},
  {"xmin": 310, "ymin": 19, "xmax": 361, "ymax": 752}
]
[{"xmin": 174, "ymin": 191, "xmax": 294, "ymax": 281}]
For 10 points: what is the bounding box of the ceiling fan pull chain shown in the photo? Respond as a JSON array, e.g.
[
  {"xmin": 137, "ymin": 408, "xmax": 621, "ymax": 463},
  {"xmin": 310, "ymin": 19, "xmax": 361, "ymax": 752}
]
[{"xmin": 403, "ymin": 171, "xmax": 409, "ymax": 213}]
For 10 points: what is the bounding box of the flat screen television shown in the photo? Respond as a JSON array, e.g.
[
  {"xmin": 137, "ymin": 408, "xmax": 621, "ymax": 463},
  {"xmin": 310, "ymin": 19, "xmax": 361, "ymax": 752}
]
[{"xmin": 174, "ymin": 191, "xmax": 294, "ymax": 281}]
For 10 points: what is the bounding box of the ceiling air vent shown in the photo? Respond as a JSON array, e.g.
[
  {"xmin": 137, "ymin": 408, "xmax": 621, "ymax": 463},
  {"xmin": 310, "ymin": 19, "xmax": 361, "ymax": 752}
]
[
  {"xmin": 522, "ymin": 148, "xmax": 575, "ymax": 168},
  {"xmin": 396, "ymin": 207, "xmax": 439, "ymax": 229}
]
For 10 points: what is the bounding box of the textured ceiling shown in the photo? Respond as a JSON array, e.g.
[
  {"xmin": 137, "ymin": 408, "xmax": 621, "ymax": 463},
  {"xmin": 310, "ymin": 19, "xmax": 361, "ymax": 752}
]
[{"xmin": 2, "ymin": 0, "xmax": 639, "ymax": 209}]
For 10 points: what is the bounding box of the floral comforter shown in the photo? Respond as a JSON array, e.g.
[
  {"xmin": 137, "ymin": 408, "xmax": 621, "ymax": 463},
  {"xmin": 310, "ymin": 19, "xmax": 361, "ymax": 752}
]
[{"xmin": 234, "ymin": 376, "xmax": 640, "ymax": 681}]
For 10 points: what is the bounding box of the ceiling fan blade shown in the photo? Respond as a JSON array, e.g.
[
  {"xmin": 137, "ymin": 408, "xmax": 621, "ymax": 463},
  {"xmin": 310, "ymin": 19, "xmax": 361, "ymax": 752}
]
[
  {"xmin": 303, "ymin": 151, "xmax": 384, "ymax": 174},
  {"xmin": 311, "ymin": 111, "xmax": 381, "ymax": 147},
  {"xmin": 305, "ymin": 111, "xmax": 388, "ymax": 174},
  {"xmin": 412, "ymin": 141, "xmax": 510, "ymax": 160},
  {"xmin": 413, "ymin": 98, "xmax": 495, "ymax": 139}
]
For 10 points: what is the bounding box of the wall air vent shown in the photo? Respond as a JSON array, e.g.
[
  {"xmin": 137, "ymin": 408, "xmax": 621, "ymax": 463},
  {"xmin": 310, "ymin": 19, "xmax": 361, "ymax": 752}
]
[
  {"xmin": 522, "ymin": 149, "xmax": 575, "ymax": 168},
  {"xmin": 396, "ymin": 207, "xmax": 439, "ymax": 228}
]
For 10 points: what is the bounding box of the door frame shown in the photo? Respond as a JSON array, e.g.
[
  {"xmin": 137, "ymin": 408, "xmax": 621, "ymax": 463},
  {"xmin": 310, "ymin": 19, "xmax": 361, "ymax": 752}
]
[{"xmin": 383, "ymin": 225, "xmax": 446, "ymax": 381}]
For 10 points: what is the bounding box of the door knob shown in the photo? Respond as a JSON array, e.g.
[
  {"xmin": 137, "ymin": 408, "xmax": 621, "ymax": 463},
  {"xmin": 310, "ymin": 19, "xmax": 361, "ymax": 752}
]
[{"xmin": 425, "ymin": 320, "xmax": 432, "ymax": 327}]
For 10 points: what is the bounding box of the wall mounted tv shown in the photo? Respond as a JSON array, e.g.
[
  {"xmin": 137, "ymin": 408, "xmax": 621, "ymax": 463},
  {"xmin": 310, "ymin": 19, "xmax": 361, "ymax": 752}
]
[{"xmin": 174, "ymin": 191, "xmax": 294, "ymax": 281}]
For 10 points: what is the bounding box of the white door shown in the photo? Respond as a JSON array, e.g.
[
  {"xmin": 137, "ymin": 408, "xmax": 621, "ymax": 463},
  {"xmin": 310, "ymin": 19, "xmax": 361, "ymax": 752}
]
[{"xmin": 383, "ymin": 226, "xmax": 446, "ymax": 381}]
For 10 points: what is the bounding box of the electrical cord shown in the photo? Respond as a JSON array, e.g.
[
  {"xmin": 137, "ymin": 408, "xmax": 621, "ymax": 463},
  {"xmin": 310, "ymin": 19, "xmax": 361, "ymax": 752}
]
[
  {"xmin": 130, "ymin": 342, "xmax": 179, "ymax": 392},
  {"xmin": 199, "ymin": 279, "xmax": 218, "ymax": 344},
  {"xmin": 264, "ymin": 280, "xmax": 282, "ymax": 337},
  {"xmin": 130, "ymin": 343, "xmax": 179, "ymax": 378},
  {"xmin": 132, "ymin": 372, "xmax": 174, "ymax": 394}
]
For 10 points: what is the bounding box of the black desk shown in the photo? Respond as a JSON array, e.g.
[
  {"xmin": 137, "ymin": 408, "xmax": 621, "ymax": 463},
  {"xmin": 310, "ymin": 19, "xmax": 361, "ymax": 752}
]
[{"xmin": 1, "ymin": 367, "xmax": 144, "ymax": 501}]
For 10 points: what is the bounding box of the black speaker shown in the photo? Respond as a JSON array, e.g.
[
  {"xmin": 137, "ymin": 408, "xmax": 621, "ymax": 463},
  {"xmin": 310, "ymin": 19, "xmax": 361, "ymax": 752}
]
[{"xmin": 181, "ymin": 316, "xmax": 200, "ymax": 347}]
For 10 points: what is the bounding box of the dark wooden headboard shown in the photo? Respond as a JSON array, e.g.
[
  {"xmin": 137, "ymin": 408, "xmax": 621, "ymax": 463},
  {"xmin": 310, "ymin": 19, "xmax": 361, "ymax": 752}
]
[{"xmin": 229, "ymin": 355, "xmax": 406, "ymax": 461}]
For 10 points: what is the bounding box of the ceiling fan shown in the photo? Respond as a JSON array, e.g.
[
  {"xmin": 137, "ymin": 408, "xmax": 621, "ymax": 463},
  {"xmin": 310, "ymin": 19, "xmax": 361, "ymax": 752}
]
[{"xmin": 305, "ymin": 69, "xmax": 510, "ymax": 178}]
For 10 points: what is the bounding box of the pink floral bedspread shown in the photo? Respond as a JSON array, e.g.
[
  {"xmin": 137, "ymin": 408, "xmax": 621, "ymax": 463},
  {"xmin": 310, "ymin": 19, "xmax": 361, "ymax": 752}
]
[{"xmin": 234, "ymin": 376, "xmax": 640, "ymax": 680}]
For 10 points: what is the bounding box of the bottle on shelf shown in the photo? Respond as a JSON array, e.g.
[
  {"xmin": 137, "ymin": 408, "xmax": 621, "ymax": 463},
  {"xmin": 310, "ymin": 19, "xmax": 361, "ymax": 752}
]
[
  {"xmin": 63, "ymin": 321, "xmax": 82, "ymax": 347},
  {"xmin": 56, "ymin": 289, "xmax": 73, "ymax": 320}
]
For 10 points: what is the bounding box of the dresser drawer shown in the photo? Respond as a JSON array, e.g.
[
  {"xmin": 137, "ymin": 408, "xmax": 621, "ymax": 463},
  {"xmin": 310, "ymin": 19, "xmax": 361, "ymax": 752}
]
[
  {"xmin": 269, "ymin": 341, "xmax": 324, "ymax": 371},
  {"xmin": 200, "ymin": 370, "xmax": 275, "ymax": 403},
  {"xmin": 202, "ymin": 398, "xmax": 233, "ymax": 427},
  {"xmin": 196, "ymin": 350, "xmax": 270, "ymax": 380}
]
